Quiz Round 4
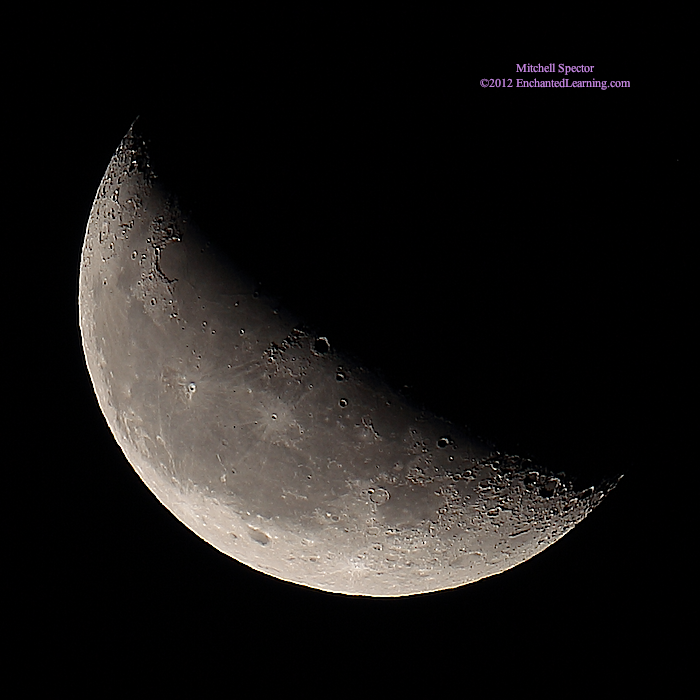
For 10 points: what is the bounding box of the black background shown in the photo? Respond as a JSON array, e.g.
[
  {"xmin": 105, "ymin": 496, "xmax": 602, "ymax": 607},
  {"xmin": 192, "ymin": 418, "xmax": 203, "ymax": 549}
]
[{"xmin": 11, "ymin": 26, "xmax": 688, "ymax": 690}]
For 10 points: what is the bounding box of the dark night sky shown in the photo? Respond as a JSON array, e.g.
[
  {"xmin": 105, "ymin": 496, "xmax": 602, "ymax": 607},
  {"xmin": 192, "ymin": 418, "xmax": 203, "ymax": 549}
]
[{"xmin": 11, "ymin": 36, "xmax": 688, "ymax": 686}]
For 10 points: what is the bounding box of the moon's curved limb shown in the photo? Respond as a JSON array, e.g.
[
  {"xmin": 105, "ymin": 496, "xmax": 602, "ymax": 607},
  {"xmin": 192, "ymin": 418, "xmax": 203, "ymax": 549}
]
[{"xmin": 78, "ymin": 122, "xmax": 617, "ymax": 596}]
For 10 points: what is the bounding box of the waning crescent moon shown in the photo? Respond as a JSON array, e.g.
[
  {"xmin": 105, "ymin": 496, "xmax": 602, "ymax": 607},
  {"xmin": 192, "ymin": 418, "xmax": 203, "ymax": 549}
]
[{"xmin": 78, "ymin": 121, "xmax": 617, "ymax": 596}]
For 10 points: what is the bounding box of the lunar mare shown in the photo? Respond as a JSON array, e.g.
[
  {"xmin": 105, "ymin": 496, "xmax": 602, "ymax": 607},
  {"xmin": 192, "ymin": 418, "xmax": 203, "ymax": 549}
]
[{"xmin": 79, "ymin": 123, "xmax": 615, "ymax": 596}]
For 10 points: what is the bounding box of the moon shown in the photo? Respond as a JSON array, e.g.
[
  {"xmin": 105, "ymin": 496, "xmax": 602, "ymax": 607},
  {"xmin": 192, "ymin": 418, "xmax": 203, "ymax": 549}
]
[{"xmin": 79, "ymin": 120, "xmax": 617, "ymax": 596}]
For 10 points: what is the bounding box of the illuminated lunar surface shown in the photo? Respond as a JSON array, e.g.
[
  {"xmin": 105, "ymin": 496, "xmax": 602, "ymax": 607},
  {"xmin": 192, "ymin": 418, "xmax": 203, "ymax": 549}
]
[{"xmin": 78, "ymin": 122, "xmax": 616, "ymax": 596}]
